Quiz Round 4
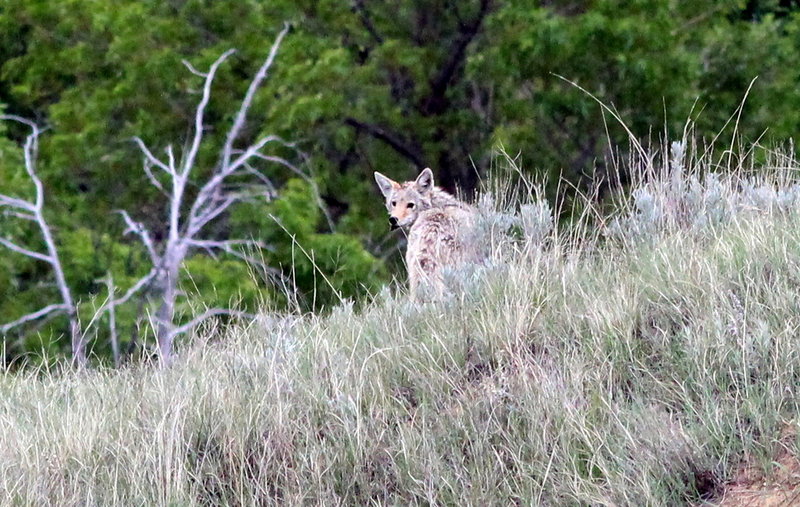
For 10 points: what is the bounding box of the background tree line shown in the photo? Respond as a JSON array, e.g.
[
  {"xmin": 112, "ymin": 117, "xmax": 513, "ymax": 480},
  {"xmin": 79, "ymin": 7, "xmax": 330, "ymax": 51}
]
[{"xmin": 1, "ymin": 0, "xmax": 799, "ymax": 364}]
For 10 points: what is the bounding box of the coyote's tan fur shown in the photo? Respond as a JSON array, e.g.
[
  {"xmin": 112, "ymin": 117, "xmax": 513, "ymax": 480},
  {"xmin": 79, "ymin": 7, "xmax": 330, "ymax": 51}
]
[{"xmin": 374, "ymin": 168, "xmax": 480, "ymax": 298}]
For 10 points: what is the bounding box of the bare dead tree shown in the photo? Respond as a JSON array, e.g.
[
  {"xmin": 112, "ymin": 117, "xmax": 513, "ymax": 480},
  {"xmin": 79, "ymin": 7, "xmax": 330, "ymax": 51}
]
[
  {"xmin": 0, "ymin": 116, "xmax": 86, "ymax": 367},
  {"xmin": 124, "ymin": 24, "xmax": 295, "ymax": 364}
]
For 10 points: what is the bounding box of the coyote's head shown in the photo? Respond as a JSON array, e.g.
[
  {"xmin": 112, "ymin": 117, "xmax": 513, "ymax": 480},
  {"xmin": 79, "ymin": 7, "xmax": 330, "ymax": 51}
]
[{"xmin": 374, "ymin": 168, "xmax": 435, "ymax": 230}]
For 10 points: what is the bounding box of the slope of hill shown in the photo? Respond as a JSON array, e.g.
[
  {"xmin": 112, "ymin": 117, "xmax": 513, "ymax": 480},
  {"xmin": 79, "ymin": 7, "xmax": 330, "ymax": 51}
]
[{"xmin": 1, "ymin": 145, "xmax": 799, "ymax": 505}]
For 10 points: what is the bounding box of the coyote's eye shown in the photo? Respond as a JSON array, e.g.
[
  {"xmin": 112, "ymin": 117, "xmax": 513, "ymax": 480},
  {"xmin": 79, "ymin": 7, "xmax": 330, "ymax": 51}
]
[
  {"xmin": 407, "ymin": 202, "xmax": 415, "ymax": 209},
  {"xmin": 391, "ymin": 201, "xmax": 396, "ymax": 207}
]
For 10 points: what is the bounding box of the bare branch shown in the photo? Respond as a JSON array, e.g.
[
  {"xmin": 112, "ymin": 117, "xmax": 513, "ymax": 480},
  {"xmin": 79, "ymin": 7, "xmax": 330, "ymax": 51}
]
[
  {"xmin": 1, "ymin": 117, "xmax": 44, "ymax": 204},
  {"xmin": 242, "ymin": 150, "xmax": 305, "ymax": 178},
  {"xmin": 116, "ymin": 210, "xmax": 159, "ymax": 263},
  {"xmin": 187, "ymin": 239, "xmax": 279, "ymax": 273},
  {"xmin": 0, "ymin": 194, "xmax": 36, "ymax": 212},
  {"xmin": 142, "ymin": 159, "xmax": 167, "ymax": 194},
  {"xmin": 181, "ymin": 59, "xmax": 207, "ymax": 77},
  {"xmin": 132, "ymin": 137, "xmax": 173, "ymax": 175},
  {"xmin": 172, "ymin": 309, "xmax": 256, "ymax": 337},
  {"xmin": 183, "ymin": 48, "xmax": 237, "ymax": 175},
  {"xmin": 0, "ymin": 303, "xmax": 68, "ymax": 334},
  {"xmin": 187, "ymin": 195, "xmax": 237, "ymax": 236},
  {"xmin": 14, "ymin": 126, "xmax": 47, "ymax": 210},
  {"xmin": 102, "ymin": 275, "xmax": 121, "ymax": 366},
  {"xmin": 0, "ymin": 236, "xmax": 53, "ymax": 263},
  {"xmin": 2, "ymin": 209, "xmax": 36, "ymax": 221},
  {"xmin": 244, "ymin": 150, "xmax": 335, "ymax": 230},
  {"xmin": 86, "ymin": 267, "xmax": 157, "ymax": 363},
  {"xmin": 91, "ymin": 268, "xmax": 158, "ymax": 336},
  {"xmin": 241, "ymin": 162, "xmax": 278, "ymax": 198},
  {"xmin": 187, "ymin": 135, "xmax": 287, "ymax": 229},
  {"xmin": 0, "ymin": 114, "xmax": 39, "ymax": 131},
  {"xmin": 166, "ymin": 145, "xmax": 176, "ymax": 174},
  {"xmin": 110, "ymin": 268, "xmax": 159, "ymax": 308},
  {"xmin": 222, "ymin": 23, "xmax": 290, "ymax": 170},
  {"xmin": 187, "ymin": 238, "xmax": 271, "ymax": 253},
  {"xmin": 227, "ymin": 135, "xmax": 282, "ymax": 172},
  {"xmin": 253, "ymin": 152, "xmax": 335, "ymax": 231},
  {"xmin": 168, "ymin": 171, "xmax": 188, "ymax": 242}
]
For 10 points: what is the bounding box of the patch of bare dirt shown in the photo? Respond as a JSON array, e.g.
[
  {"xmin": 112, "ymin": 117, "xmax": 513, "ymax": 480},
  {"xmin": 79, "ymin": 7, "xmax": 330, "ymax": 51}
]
[{"xmin": 713, "ymin": 423, "xmax": 800, "ymax": 507}]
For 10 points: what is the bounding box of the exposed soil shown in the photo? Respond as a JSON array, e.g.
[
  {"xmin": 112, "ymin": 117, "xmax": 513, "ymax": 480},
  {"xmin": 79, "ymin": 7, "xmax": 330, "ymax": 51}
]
[{"xmin": 712, "ymin": 424, "xmax": 800, "ymax": 507}]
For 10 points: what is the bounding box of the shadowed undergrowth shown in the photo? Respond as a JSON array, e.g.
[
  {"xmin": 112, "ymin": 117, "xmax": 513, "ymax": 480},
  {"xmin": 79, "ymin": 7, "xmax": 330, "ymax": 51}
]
[{"xmin": 2, "ymin": 142, "xmax": 800, "ymax": 505}]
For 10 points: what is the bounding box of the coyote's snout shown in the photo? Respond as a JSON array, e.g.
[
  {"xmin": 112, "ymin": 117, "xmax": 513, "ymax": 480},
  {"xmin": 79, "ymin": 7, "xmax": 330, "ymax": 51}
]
[{"xmin": 374, "ymin": 168, "xmax": 481, "ymax": 299}]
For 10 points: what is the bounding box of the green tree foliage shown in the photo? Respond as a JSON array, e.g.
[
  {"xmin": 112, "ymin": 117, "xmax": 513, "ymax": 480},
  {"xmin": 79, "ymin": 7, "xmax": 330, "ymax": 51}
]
[
  {"xmin": 1, "ymin": 0, "xmax": 800, "ymax": 363},
  {"xmin": 478, "ymin": 0, "xmax": 800, "ymax": 193}
]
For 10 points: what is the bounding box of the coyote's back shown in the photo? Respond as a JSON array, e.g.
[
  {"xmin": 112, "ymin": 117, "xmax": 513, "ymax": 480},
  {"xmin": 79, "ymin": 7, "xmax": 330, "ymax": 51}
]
[{"xmin": 374, "ymin": 168, "xmax": 481, "ymax": 298}]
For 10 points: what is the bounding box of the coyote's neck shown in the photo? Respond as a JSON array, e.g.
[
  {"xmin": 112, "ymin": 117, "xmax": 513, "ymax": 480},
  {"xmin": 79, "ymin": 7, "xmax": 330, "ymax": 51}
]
[{"xmin": 428, "ymin": 187, "xmax": 466, "ymax": 209}]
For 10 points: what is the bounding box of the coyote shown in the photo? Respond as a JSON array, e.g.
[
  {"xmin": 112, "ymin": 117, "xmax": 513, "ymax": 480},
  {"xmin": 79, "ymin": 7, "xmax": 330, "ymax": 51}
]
[{"xmin": 374, "ymin": 168, "xmax": 480, "ymax": 298}]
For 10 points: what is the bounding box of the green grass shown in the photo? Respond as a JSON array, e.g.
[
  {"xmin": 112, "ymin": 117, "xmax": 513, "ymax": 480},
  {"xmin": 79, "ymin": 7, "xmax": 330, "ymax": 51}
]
[{"xmin": 2, "ymin": 146, "xmax": 800, "ymax": 505}]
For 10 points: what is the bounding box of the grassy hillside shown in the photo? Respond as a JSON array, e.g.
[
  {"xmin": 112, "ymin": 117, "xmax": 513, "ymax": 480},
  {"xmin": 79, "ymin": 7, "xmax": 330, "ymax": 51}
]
[{"xmin": 2, "ymin": 143, "xmax": 800, "ymax": 505}]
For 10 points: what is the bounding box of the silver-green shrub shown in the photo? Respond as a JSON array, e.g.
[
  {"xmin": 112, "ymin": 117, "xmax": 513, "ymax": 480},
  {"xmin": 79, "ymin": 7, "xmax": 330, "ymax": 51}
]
[{"xmin": 607, "ymin": 141, "xmax": 800, "ymax": 241}]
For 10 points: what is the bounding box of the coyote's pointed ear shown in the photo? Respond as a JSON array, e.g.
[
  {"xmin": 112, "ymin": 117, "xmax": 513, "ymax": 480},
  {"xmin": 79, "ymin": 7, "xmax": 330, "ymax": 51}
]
[
  {"xmin": 374, "ymin": 171, "xmax": 397, "ymax": 197},
  {"xmin": 415, "ymin": 168, "xmax": 434, "ymax": 194}
]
